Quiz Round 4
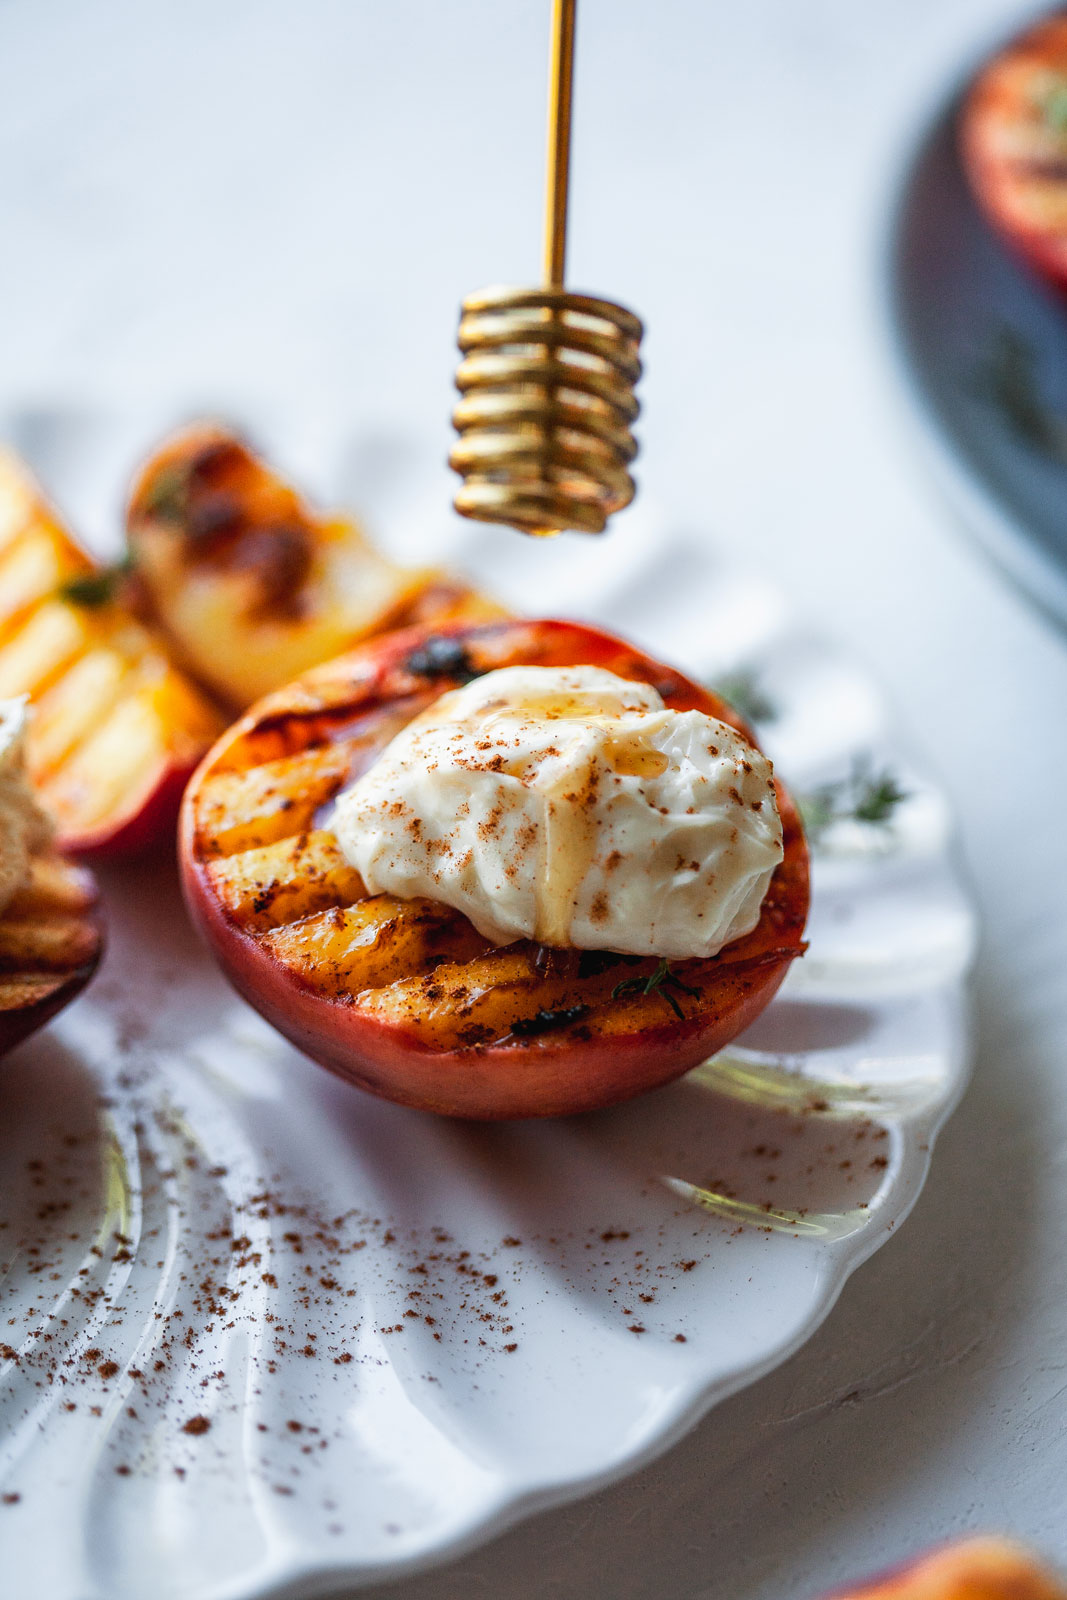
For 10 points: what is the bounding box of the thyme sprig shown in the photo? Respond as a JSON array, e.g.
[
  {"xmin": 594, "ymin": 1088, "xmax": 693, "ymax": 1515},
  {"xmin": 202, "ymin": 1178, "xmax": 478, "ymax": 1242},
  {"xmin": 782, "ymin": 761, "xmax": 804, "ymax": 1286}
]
[
  {"xmin": 56, "ymin": 553, "xmax": 135, "ymax": 609},
  {"xmin": 613, "ymin": 958, "xmax": 701, "ymax": 1021},
  {"xmin": 799, "ymin": 757, "xmax": 908, "ymax": 842},
  {"xmin": 141, "ymin": 463, "xmax": 191, "ymax": 524},
  {"xmin": 710, "ymin": 667, "xmax": 778, "ymax": 726},
  {"xmin": 1038, "ymin": 78, "xmax": 1067, "ymax": 134}
]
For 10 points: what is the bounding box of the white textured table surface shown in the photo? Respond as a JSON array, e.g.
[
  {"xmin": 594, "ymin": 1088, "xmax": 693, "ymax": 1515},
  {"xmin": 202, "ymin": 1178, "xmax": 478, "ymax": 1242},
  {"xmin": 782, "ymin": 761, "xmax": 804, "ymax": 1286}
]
[{"xmin": 2, "ymin": 2, "xmax": 1066, "ymax": 1596}]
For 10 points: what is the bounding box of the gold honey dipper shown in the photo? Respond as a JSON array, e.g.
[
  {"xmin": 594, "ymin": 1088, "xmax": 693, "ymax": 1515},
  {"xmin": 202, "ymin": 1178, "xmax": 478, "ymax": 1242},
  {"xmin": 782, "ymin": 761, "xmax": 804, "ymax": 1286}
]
[{"xmin": 450, "ymin": 0, "xmax": 643, "ymax": 538}]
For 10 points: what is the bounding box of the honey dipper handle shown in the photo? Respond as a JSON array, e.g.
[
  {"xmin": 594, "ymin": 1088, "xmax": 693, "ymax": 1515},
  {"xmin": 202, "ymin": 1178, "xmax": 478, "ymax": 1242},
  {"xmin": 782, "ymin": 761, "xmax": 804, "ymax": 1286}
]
[{"xmin": 543, "ymin": 0, "xmax": 576, "ymax": 288}]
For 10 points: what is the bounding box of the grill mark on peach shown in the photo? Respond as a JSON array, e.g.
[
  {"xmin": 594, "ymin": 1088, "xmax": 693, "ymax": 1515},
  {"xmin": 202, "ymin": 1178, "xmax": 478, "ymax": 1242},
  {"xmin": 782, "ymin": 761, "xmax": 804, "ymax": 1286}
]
[
  {"xmin": 0, "ymin": 532, "xmax": 78, "ymax": 642},
  {"xmin": 205, "ymin": 788, "xmax": 803, "ymax": 1041},
  {"xmin": 309, "ymin": 700, "xmax": 440, "ymax": 833},
  {"xmin": 248, "ymin": 899, "xmax": 804, "ymax": 1049},
  {"xmin": 261, "ymin": 900, "xmax": 490, "ymax": 996},
  {"xmin": 208, "ymin": 700, "xmax": 437, "ymax": 840},
  {"xmin": 206, "ymin": 830, "xmax": 365, "ymax": 931},
  {"xmin": 354, "ymin": 949, "xmax": 691, "ymax": 1047},
  {"xmin": 193, "ymin": 743, "xmax": 356, "ymax": 858},
  {"xmin": 26, "ymin": 648, "xmax": 135, "ymax": 778},
  {"xmin": 361, "ymin": 976, "xmax": 678, "ymax": 1049},
  {"xmin": 0, "ymin": 601, "xmax": 93, "ymax": 701},
  {"xmin": 196, "ymin": 707, "xmax": 440, "ymax": 861},
  {"xmin": 35, "ymin": 686, "xmax": 186, "ymax": 835},
  {"xmin": 235, "ymin": 692, "xmax": 431, "ymax": 766}
]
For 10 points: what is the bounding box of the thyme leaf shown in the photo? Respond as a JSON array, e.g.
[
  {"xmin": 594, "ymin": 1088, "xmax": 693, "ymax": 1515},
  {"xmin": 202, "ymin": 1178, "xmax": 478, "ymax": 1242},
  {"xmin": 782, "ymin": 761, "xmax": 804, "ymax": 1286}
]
[
  {"xmin": 710, "ymin": 668, "xmax": 777, "ymax": 726},
  {"xmin": 56, "ymin": 554, "xmax": 134, "ymax": 609},
  {"xmin": 1039, "ymin": 79, "xmax": 1067, "ymax": 134},
  {"xmin": 852, "ymin": 772, "xmax": 909, "ymax": 824},
  {"xmin": 613, "ymin": 958, "xmax": 701, "ymax": 1021},
  {"xmin": 141, "ymin": 463, "xmax": 191, "ymax": 523},
  {"xmin": 799, "ymin": 757, "xmax": 908, "ymax": 842}
]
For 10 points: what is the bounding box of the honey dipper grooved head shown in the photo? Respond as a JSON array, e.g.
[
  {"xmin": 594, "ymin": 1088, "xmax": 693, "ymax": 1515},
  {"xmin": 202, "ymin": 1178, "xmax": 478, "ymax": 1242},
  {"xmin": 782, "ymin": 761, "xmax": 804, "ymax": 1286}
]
[{"xmin": 450, "ymin": 285, "xmax": 643, "ymax": 538}]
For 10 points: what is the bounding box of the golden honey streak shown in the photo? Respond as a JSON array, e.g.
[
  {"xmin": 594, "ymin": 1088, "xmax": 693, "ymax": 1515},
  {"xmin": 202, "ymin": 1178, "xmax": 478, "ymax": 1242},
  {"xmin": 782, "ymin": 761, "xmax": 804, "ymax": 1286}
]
[{"xmin": 450, "ymin": 287, "xmax": 643, "ymax": 536}]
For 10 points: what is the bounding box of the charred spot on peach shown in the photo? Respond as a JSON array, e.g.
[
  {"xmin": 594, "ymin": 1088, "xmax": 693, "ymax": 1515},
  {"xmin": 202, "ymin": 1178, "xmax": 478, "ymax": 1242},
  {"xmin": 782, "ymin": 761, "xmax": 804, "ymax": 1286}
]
[
  {"xmin": 180, "ymin": 619, "xmax": 809, "ymax": 1120},
  {"xmin": 404, "ymin": 634, "xmax": 483, "ymax": 685}
]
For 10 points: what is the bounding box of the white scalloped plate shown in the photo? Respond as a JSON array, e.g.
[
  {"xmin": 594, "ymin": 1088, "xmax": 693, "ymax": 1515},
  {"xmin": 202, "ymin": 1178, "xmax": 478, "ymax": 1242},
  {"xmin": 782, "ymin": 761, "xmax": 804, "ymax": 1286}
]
[{"xmin": 0, "ymin": 421, "xmax": 976, "ymax": 1600}]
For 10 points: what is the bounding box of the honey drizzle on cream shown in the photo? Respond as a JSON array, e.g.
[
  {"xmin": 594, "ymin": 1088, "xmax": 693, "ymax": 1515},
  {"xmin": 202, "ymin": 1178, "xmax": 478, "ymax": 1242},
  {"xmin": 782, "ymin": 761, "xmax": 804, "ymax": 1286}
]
[
  {"xmin": 501, "ymin": 687, "xmax": 667, "ymax": 947},
  {"xmin": 332, "ymin": 663, "xmax": 783, "ymax": 960}
]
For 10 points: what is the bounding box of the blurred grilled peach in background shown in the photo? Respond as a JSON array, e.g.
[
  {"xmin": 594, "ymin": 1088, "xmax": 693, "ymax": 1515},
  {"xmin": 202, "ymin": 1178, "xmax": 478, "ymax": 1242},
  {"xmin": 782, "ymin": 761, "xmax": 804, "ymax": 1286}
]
[
  {"xmin": 126, "ymin": 425, "xmax": 505, "ymax": 712},
  {"xmin": 962, "ymin": 13, "xmax": 1067, "ymax": 293},
  {"xmin": 827, "ymin": 1537, "xmax": 1066, "ymax": 1600},
  {"xmin": 0, "ymin": 449, "xmax": 224, "ymax": 858}
]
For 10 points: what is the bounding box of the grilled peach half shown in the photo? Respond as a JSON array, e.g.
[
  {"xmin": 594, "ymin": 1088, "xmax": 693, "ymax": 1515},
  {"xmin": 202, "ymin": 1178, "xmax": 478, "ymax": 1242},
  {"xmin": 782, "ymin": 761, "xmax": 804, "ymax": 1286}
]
[
  {"xmin": 127, "ymin": 425, "xmax": 505, "ymax": 712},
  {"xmin": 828, "ymin": 1537, "xmax": 1066, "ymax": 1600},
  {"xmin": 962, "ymin": 14, "xmax": 1067, "ymax": 292},
  {"xmin": 180, "ymin": 619, "xmax": 808, "ymax": 1120},
  {"xmin": 0, "ymin": 849, "xmax": 103, "ymax": 1056},
  {"xmin": 0, "ymin": 448, "xmax": 225, "ymax": 858}
]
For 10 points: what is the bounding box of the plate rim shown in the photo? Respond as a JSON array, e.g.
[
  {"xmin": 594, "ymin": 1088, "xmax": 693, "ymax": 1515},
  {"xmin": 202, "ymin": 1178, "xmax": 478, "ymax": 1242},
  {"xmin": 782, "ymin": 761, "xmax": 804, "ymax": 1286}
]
[{"xmin": 233, "ymin": 1002, "xmax": 976, "ymax": 1600}]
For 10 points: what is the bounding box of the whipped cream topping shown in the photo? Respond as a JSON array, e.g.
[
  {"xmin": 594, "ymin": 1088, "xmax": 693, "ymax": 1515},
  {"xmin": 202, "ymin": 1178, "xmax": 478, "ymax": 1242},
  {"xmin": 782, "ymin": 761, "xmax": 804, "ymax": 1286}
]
[
  {"xmin": 331, "ymin": 664, "xmax": 783, "ymax": 960},
  {"xmin": 0, "ymin": 698, "xmax": 52, "ymax": 915}
]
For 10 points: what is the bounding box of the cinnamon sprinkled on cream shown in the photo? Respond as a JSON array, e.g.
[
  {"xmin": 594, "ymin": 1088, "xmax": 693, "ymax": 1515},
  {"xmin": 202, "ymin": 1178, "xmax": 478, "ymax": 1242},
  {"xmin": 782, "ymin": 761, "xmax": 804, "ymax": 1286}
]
[{"xmin": 331, "ymin": 665, "xmax": 782, "ymax": 959}]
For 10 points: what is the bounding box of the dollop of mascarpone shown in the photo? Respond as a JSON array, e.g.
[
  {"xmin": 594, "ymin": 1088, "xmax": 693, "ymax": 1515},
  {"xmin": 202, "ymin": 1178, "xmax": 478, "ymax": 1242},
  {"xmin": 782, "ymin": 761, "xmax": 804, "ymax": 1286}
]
[
  {"xmin": 331, "ymin": 664, "xmax": 783, "ymax": 959},
  {"xmin": 0, "ymin": 699, "xmax": 51, "ymax": 916}
]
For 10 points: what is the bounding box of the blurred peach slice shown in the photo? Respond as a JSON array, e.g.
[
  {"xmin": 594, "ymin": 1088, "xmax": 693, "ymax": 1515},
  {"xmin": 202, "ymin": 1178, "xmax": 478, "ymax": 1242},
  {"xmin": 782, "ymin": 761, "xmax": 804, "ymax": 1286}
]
[
  {"xmin": 0, "ymin": 448, "xmax": 225, "ymax": 858},
  {"xmin": 828, "ymin": 1537, "xmax": 1066, "ymax": 1600},
  {"xmin": 126, "ymin": 424, "xmax": 506, "ymax": 711}
]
